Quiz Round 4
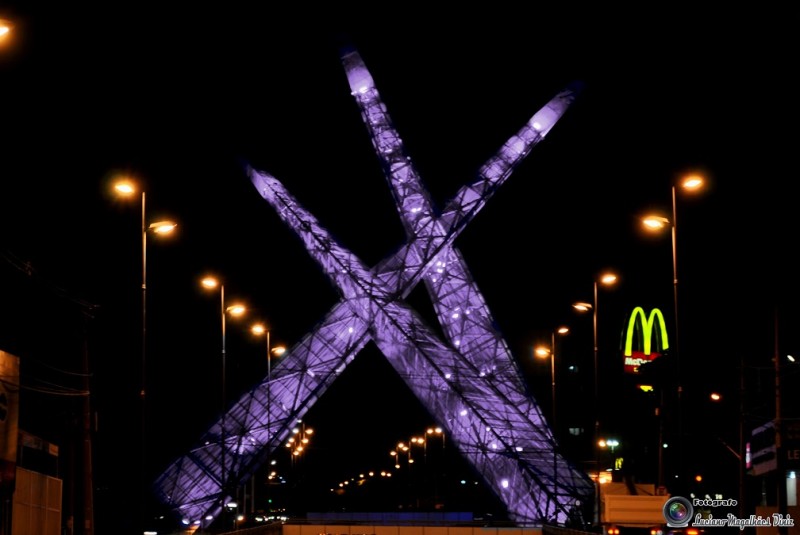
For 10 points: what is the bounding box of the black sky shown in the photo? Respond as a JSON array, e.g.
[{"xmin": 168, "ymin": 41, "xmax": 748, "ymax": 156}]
[{"xmin": 1, "ymin": 4, "xmax": 798, "ymax": 532}]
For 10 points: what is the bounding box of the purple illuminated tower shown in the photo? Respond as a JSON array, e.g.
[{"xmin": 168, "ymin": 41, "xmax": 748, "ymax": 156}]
[{"xmin": 154, "ymin": 49, "xmax": 592, "ymax": 529}]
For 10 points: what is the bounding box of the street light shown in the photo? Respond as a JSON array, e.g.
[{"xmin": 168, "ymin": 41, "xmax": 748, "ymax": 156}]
[
  {"xmin": 250, "ymin": 323, "xmax": 286, "ymax": 386},
  {"xmin": 113, "ymin": 181, "xmax": 177, "ymax": 404},
  {"xmin": 573, "ymin": 271, "xmax": 617, "ymax": 526},
  {"xmin": 535, "ymin": 326, "xmax": 570, "ymax": 431},
  {"xmin": 641, "ymin": 174, "xmax": 704, "ymax": 385},
  {"xmin": 201, "ymin": 276, "xmax": 246, "ymax": 506},
  {"xmin": 422, "ymin": 427, "xmax": 446, "ymax": 504},
  {"xmin": 598, "ymin": 438, "xmax": 621, "ymax": 482},
  {"xmin": 113, "ymin": 179, "xmax": 176, "ymax": 531},
  {"xmin": 598, "ymin": 438, "xmax": 620, "ymax": 454},
  {"xmin": 0, "ymin": 18, "xmax": 12, "ymax": 42},
  {"xmin": 285, "ymin": 421, "xmax": 314, "ymax": 462},
  {"xmin": 425, "ymin": 427, "xmax": 445, "ymax": 450},
  {"xmin": 250, "ymin": 322, "xmax": 285, "ymax": 516},
  {"xmin": 641, "ymin": 172, "xmax": 705, "ymax": 490},
  {"xmin": 0, "ymin": 17, "xmax": 14, "ymax": 55},
  {"xmin": 535, "ymin": 325, "xmax": 568, "ymax": 518}
]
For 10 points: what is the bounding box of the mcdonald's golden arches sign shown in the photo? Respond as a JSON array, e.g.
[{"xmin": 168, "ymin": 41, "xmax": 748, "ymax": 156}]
[{"xmin": 621, "ymin": 307, "xmax": 669, "ymax": 373}]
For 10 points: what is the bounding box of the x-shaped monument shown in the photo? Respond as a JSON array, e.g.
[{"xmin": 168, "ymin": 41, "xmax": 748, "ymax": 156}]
[{"xmin": 154, "ymin": 48, "xmax": 592, "ymax": 529}]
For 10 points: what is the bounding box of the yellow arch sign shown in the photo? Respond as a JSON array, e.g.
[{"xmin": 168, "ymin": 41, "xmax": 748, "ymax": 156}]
[{"xmin": 623, "ymin": 306, "xmax": 669, "ymax": 357}]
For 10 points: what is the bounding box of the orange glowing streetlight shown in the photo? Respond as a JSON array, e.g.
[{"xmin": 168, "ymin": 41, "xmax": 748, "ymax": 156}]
[
  {"xmin": 285, "ymin": 421, "xmax": 314, "ymax": 460},
  {"xmin": 113, "ymin": 182, "xmax": 178, "ymax": 392},
  {"xmin": 201, "ymin": 275, "xmax": 246, "ymax": 498},
  {"xmin": 250, "ymin": 323, "xmax": 286, "ymax": 377},
  {"xmin": 112, "ymin": 177, "xmax": 177, "ymax": 532},
  {"xmin": 251, "ymin": 320, "xmax": 285, "ymax": 510},
  {"xmin": 535, "ymin": 326, "xmax": 570, "ymax": 430},
  {"xmin": 641, "ymin": 172, "xmax": 706, "ymax": 488},
  {"xmin": 536, "ymin": 325, "xmax": 569, "ymax": 506},
  {"xmin": 0, "ymin": 19, "xmax": 13, "ymax": 43},
  {"xmin": 640, "ymin": 173, "xmax": 706, "ymax": 379},
  {"xmin": 573, "ymin": 271, "xmax": 618, "ymax": 524}
]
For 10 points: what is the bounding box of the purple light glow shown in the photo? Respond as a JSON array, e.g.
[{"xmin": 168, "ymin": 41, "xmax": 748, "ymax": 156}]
[{"xmin": 153, "ymin": 49, "xmax": 590, "ymax": 528}]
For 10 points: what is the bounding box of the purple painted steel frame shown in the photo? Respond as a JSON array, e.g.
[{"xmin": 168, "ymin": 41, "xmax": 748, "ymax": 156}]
[{"xmin": 153, "ymin": 48, "xmax": 590, "ymax": 529}]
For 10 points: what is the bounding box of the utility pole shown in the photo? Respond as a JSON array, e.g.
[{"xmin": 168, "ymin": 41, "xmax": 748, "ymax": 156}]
[{"xmin": 80, "ymin": 313, "xmax": 94, "ymax": 535}]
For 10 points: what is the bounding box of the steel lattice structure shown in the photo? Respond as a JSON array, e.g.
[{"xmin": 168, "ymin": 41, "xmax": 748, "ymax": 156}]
[{"xmin": 154, "ymin": 48, "xmax": 593, "ymax": 529}]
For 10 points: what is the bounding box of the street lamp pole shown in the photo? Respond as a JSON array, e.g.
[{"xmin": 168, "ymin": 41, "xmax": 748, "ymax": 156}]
[
  {"xmin": 670, "ymin": 185, "xmax": 679, "ymax": 389},
  {"xmin": 139, "ymin": 191, "xmax": 148, "ymax": 534},
  {"xmin": 536, "ymin": 326, "xmax": 568, "ymax": 522},
  {"xmin": 549, "ymin": 331, "xmax": 557, "ymax": 430},
  {"xmin": 550, "ymin": 329, "xmax": 561, "ymax": 522},
  {"xmin": 642, "ymin": 173, "xmax": 703, "ymax": 491},
  {"xmin": 140, "ymin": 191, "xmax": 147, "ymax": 470},
  {"xmin": 264, "ymin": 328, "xmax": 270, "ymax": 517},
  {"xmin": 220, "ymin": 283, "xmax": 228, "ymax": 496},
  {"xmin": 573, "ymin": 272, "xmax": 616, "ymax": 528},
  {"xmin": 592, "ymin": 280, "xmax": 600, "ymax": 526},
  {"xmin": 113, "ymin": 180, "xmax": 176, "ymax": 532},
  {"xmin": 251, "ymin": 322, "xmax": 276, "ymax": 517},
  {"xmin": 202, "ymin": 277, "xmax": 246, "ymax": 513},
  {"xmin": 245, "ymin": 329, "xmax": 286, "ymax": 518},
  {"xmin": 670, "ymin": 184, "xmax": 684, "ymax": 482}
]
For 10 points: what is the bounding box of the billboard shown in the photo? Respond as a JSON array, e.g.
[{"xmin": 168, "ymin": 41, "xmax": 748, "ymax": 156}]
[{"xmin": 621, "ymin": 307, "xmax": 669, "ymax": 374}]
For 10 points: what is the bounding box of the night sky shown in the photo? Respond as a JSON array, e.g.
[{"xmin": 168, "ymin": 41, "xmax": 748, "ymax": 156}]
[{"xmin": 1, "ymin": 4, "xmax": 798, "ymax": 533}]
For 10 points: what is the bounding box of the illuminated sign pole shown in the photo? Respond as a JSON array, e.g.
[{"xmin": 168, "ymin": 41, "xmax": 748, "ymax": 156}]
[{"xmin": 621, "ymin": 306, "xmax": 670, "ymax": 492}]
